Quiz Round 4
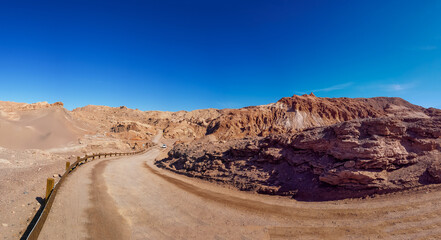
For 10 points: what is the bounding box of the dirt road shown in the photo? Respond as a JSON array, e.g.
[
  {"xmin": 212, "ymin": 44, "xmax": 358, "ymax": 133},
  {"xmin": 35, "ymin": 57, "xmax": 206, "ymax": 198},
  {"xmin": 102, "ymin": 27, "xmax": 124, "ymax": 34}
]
[{"xmin": 38, "ymin": 147, "xmax": 441, "ymax": 240}]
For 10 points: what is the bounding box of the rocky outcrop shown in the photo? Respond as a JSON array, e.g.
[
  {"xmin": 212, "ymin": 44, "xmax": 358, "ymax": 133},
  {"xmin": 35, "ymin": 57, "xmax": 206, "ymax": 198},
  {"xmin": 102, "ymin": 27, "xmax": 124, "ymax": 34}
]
[
  {"xmin": 73, "ymin": 95, "xmax": 429, "ymax": 143},
  {"xmin": 205, "ymin": 95, "xmax": 428, "ymax": 140},
  {"xmin": 111, "ymin": 122, "xmax": 142, "ymax": 133},
  {"xmin": 157, "ymin": 117, "xmax": 441, "ymax": 200},
  {"xmin": 72, "ymin": 105, "xmax": 222, "ymax": 140},
  {"xmin": 427, "ymin": 159, "xmax": 441, "ymax": 182}
]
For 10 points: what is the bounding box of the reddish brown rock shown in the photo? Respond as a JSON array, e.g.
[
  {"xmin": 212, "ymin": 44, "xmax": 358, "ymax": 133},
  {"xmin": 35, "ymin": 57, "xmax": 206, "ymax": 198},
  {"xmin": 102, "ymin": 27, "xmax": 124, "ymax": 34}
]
[
  {"xmin": 427, "ymin": 159, "xmax": 441, "ymax": 182},
  {"xmin": 157, "ymin": 117, "xmax": 441, "ymax": 201},
  {"xmin": 206, "ymin": 95, "xmax": 428, "ymax": 140}
]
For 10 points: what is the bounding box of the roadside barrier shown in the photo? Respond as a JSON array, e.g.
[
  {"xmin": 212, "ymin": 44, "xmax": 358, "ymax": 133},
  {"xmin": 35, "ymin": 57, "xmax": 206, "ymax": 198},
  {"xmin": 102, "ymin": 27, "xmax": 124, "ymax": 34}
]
[{"xmin": 21, "ymin": 149, "xmax": 146, "ymax": 240}]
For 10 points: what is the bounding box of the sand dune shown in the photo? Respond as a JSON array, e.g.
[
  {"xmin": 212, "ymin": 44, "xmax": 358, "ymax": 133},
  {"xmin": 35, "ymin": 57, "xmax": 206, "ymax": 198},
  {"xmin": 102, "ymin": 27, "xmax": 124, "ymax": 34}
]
[{"xmin": 0, "ymin": 106, "xmax": 89, "ymax": 150}]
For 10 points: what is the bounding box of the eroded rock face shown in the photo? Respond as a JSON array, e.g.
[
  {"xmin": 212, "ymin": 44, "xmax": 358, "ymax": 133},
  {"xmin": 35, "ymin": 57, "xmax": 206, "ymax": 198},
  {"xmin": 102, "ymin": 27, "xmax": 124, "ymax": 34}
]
[
  {"xmin": 427, "ymin": 159, "xmax": 441, "ymax": 182},
  {"xmin": 205, "ymin": 95, "xmax": 428, "ymax": 140},
  {"xmin": 157, "ymin": 117, "xmax": 441, "ymax": 200},
  {"xmin": 71, "ymin": 95, "xmax": 430, "ymax": 147}
]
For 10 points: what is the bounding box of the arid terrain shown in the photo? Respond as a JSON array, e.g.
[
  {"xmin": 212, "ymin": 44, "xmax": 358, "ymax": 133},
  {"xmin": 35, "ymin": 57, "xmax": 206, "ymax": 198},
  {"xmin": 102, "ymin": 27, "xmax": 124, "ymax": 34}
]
[{"xmin": 1, "ymin": 94, "xmax": 441, "ymax": 239}]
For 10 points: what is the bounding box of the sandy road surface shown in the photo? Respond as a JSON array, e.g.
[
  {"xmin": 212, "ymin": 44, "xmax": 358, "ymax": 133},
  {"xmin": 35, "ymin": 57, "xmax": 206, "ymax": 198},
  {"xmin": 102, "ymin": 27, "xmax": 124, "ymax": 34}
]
[{"xmin": 39, "ymin": 147, "xmax": 441, "ymax": 240}]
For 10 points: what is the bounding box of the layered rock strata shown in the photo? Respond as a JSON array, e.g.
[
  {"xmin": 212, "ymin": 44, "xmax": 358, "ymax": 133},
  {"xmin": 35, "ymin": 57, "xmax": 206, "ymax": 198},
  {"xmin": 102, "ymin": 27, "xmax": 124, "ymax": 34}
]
[{"xmin": 157, "ymin": 117, "xmax": 441, "ymax": 200}]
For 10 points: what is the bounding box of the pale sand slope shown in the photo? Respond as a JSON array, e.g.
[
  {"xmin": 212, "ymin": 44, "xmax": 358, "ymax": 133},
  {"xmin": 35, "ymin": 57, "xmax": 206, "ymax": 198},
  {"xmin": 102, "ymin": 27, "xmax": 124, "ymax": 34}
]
[
  {"xmin": 40, "ymin": 148, "xmax": 441, "ymax": 240},
  {"xmin": 0, "ymin": 107, "xmax": 89, "ymax": 150}
]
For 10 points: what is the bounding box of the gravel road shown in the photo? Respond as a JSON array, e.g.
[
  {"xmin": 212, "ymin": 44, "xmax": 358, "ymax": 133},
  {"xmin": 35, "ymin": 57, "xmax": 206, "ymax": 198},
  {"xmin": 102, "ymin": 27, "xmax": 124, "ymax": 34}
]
[{"xmin": 38, "ymin": 148, "xmax": 441, "ymax": 239}]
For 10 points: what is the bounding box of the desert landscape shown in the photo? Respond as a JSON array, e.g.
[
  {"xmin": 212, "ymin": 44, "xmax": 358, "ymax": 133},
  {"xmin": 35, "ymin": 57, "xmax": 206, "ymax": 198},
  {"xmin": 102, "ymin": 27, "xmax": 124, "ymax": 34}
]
[
  {"xmin": 1, "ymin": 94, "xmax": 441, "ymax": 239},
  {"xmin": 2, "ymin": 1, "xmax": 441, "ymax": 239}
]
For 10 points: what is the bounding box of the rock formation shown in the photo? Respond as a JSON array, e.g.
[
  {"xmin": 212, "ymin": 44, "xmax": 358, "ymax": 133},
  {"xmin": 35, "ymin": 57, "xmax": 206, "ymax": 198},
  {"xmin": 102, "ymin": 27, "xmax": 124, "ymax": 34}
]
[{"xmin": 156, "ymin": 95, "xmax": 441, "ymax": 201}]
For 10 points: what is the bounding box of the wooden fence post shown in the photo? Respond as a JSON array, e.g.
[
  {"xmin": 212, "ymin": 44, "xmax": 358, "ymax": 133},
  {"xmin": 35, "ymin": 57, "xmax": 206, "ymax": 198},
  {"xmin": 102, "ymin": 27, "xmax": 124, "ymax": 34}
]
[
  {"xmin": 66, "ymin": 162, "xmax": 70, "ymax": 172},
  {"xmin": 45, "ymin": 178, "xmax": 55, "ymax": 201}
]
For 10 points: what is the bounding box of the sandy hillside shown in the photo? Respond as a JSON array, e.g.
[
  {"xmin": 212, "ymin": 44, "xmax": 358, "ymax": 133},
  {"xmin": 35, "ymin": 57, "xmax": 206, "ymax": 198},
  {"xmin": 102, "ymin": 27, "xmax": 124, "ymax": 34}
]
[{"xmin": 0, "ymin": 104, "xmax": 88, "ymax": 150}]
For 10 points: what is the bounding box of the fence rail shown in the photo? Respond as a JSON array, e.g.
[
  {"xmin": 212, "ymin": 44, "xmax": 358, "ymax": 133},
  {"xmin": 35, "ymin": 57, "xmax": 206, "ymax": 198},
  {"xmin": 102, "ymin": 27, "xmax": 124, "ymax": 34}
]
[{"xmin": 21, "ymin": 149, "xmax": 146, "ymax": 240}]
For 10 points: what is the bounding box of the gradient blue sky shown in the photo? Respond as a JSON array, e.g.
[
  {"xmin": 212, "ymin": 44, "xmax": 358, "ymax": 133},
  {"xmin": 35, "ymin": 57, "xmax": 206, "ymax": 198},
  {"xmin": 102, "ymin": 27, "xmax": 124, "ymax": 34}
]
[{"xmin": 1, "ymin": 1, "xmax": 440, "ymax": 111}]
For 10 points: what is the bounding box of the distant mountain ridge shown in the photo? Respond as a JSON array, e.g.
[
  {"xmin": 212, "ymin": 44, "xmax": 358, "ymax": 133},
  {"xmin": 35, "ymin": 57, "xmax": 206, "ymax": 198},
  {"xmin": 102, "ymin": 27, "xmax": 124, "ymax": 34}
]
[{"xmin": 1, "ymin": 95, "xmax": 438, "ymax": 150}]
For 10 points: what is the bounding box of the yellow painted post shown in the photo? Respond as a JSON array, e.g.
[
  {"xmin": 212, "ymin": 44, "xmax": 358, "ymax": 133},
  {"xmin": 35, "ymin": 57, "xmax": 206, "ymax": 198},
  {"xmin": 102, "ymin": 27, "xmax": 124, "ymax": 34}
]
[
  {"xmin": 45, "ymin": 178, "xmax": 55, "ymax": 201},
  {"xmin": 66, "ymin": 161, "xmax": 70, "ymax": 172}
]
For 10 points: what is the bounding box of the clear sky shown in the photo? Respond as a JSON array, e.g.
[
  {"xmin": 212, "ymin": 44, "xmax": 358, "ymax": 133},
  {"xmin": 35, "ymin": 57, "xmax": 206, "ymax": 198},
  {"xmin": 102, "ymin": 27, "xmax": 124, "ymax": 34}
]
[{"xmin": 0, "ymin": 1, "xmax": 440, "ymax": 111}]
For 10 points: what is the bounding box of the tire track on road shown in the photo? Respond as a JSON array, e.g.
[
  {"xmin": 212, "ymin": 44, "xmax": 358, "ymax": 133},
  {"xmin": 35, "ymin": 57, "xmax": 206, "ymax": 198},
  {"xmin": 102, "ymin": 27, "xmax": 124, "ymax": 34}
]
[{"xmin": 86, "ymin": 159, "xmax": 131, "ymax": 240}]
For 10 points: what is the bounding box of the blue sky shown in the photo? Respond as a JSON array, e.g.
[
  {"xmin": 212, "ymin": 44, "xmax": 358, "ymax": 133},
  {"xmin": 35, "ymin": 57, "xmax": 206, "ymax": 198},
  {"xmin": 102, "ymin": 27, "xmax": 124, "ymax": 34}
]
[{"xmin": 0, "ymin": 0, "xmax": 440, "ymax": 111}]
